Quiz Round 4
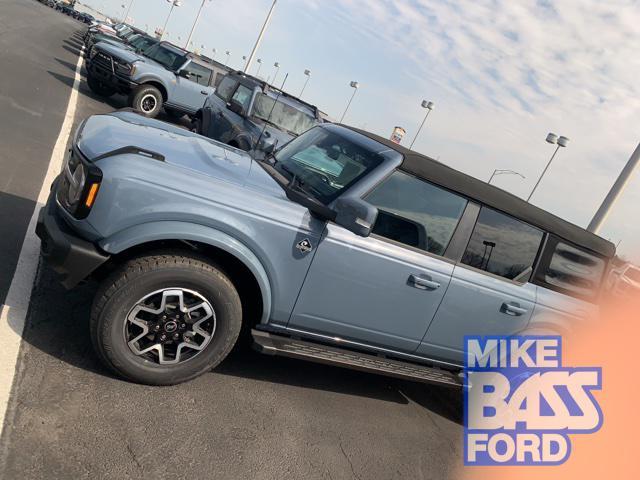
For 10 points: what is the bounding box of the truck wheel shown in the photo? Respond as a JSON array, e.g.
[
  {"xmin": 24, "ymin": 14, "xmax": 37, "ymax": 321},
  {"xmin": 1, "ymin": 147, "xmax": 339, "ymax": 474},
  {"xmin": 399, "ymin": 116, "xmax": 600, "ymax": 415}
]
[
  {"xmin": 190, "ymin": 117, "xmax": 202, "ymax": 134},
  {"xmin": 87, "ymin": 74, "xmax": 115, "ymax": 97},
  {"xmin": 130, "ymin": 85, "xmax": 163, "ymax": 118},
  {"xmin": 90, "ymin": 252, "xmax": 242, "ymax": 385}
]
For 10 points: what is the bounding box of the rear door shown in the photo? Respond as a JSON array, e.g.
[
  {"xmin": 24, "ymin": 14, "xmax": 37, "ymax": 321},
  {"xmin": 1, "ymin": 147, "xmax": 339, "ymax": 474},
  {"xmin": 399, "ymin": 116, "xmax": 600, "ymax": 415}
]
[
  {"xmin": 288, "ymin": 170, "xmax": 470, "ymax": 353},
  {"xmin": 417, "ymin": 207, "xmax": 545, "ymax": 364},
  {"xmin": 172, "ymin": 61, "xmax": 214, "ymax": 112}
]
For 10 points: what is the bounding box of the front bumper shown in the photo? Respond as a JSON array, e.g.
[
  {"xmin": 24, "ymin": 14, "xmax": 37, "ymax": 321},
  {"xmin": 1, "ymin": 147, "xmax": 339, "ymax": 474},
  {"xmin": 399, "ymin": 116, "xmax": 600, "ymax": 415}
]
[{"xmin": 35, "ymin": 187, "xmax": 109, "ymax": 289}]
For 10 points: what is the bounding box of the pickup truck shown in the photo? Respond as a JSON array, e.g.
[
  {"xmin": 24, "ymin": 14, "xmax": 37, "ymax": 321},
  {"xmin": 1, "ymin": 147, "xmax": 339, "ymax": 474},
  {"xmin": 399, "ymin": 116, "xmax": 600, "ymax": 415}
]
[
  {"xmin": 86, "ymin": 41, "xmax": 216, "ymax": 118},
  {"xmin": 36, "ymin": 111, "xmax": 615, "ymax": 386}
]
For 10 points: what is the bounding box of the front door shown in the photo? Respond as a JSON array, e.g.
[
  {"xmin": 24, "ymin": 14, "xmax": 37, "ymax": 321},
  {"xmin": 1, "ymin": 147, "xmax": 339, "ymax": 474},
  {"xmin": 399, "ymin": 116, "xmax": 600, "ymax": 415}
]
[
  {"xmin": 288, "ymin": 170, "xmax": 470, "ymax": 353},
  {"xmin": 417, "ymin": 206, "xmax": 545, "ymax": 364},
  {"xmin": 171, "ymin": 61, "xmax": 213, "ymax": 112}
]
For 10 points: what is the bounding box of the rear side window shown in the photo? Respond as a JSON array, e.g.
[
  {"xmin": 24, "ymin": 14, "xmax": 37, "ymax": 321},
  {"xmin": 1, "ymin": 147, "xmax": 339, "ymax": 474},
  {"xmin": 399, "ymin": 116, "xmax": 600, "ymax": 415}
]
[
  {"xmin": 215, "ymin": 76, "xmax": 236, "ymax": 101},
  {"xmin": 535, "ymin": 238, "xmax": 606, "ymax": 299},
  {"xmin": 461, "ymin": 207, "xmax": 544, "ymax": 282},
  {"xmin": 365, "ymin": 171, "xmax": 468, "ymax": 256},
  {"xmin": 183, "ymin": 63, "xmax": 213, "ymax": 86}
]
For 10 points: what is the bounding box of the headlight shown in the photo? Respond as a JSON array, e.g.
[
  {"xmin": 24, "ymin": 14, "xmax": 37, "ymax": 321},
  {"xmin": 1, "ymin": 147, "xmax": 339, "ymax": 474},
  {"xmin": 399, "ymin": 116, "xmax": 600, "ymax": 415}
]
[
  {"xmin": 115, "ymin": 61, "xmax": 135, "ymax": 75},
  {"xmin": 66, "ymin": 161, "xmax": 86, "ymax": 206}
]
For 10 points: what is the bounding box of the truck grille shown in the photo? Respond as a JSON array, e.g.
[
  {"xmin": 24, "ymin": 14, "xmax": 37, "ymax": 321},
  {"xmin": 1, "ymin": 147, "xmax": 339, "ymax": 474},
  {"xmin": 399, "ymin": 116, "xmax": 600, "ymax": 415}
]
[{"xmin": 93, "ymin": 52, "xmax": 113, "ymax": 72}]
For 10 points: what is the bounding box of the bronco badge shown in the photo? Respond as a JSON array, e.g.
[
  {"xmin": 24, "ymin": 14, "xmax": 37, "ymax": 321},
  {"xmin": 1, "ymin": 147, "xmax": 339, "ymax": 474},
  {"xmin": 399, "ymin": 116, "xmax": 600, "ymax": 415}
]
[{"xmin": 296, "ymin": 239, "xmax": 313, "ymax": 253}]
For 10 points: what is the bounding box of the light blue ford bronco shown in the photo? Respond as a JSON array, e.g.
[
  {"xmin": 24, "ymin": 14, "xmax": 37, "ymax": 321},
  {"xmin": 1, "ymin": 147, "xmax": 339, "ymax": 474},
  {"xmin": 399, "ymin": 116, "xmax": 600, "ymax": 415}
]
[
  {"xmin": 86, "ymin": 41, "xmax": 216, "ymax": 119},
  {"xmin": 36, "ymin": 111, "xmax": 615, "ymax": 386}
]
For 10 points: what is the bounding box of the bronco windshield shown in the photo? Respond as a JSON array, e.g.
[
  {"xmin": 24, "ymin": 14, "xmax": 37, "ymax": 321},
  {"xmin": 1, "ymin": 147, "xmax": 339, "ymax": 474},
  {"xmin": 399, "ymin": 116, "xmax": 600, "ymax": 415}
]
[
  {"xmin": 144, "ymin": 43, "xmax": 187, "ymax": 71},
  {"xmin": 252, "ymin": 93, "xmax": 317, "ymax": 136},
  {"xmin": 273, "ymin": 127, "xmax": 383, "ymax": 203}
]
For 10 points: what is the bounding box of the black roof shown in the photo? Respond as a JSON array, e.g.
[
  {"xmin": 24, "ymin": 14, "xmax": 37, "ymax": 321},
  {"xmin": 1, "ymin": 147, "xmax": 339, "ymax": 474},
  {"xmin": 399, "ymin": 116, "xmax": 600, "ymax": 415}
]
[
  {"xmin": 347, "ymin": 126, "xmax": 615, "ymax": 258},
  {"xmin": 228, "ymin": 71, "xmax": 320, "ymax": 118}
]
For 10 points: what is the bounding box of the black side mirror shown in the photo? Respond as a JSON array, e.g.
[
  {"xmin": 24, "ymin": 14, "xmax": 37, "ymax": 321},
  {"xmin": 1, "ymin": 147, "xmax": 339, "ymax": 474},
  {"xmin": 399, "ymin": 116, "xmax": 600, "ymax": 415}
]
[
  {"xmin": 334, "ymin": 196, "xmax": 378, "ymax": 237},
  {"xmin": 227, "ymin": 99, "xmax": 245, "ymax": 117},
  {"xmin": 177, "ymin": 70, "xmax": 190, "ymax": 79}
]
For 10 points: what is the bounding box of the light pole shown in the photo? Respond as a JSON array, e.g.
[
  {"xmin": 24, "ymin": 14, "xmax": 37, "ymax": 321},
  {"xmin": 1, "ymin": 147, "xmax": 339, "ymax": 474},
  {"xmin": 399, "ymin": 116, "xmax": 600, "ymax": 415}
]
[
  {"xmin": 588, "ymin": 142, "xmax": 640, "ymax": 234},
  {"xmin": 244, "ymin": 0, "xmax": 277, "ymax": 73},
  {"xmin": 340, "ymin": 81, "xmax": 360, "ymax": 123},
  {"xmin": 255, "ymin": 58, "xmax": 263, "ymax": 77},
  {"xmin": 123, "ymin": 0, "xmax": 135, "ymax": 22},
  {"xmin": 224, "ymin": 50, "xmax": 231, "ymax": 67},
  {"xmin": 161, "ymin": 0, "xmax": 182, "ymax": 40},
  {"xmin": 211, "ymin": 48, "xmax": 217, "ymax": 60},
  {"xmin": 527, "ymin": 133, "xmax": 569, "ymax": 202},
  {"xmin": 185, "ymin": 0, "xmax": 211, "ymax": 50},
  {"xmin": 271, "ymin": 62, "xmax": 280, "ymax": 85},
  {"xmin": 409, "ymin": 100, "xmax": 434, "ymax": 149},
  {"xmin": 299, "ymin": 69, "xmax": 311, "ymax": 97},
  {"xmin": 488, "ymin": 169, "xmax": 525, "ymax": 184}
]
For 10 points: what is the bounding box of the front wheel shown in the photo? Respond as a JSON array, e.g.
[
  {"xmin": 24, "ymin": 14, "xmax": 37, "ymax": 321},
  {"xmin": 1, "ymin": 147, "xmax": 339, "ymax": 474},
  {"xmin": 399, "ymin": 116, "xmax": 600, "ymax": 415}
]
[
  {"xmin": 130, "ymin": 85, "xmax": 163, "ymax": 118},
  {"xmin": 90, "ymin": 253, "xmax": 242, "ymax": 385}
]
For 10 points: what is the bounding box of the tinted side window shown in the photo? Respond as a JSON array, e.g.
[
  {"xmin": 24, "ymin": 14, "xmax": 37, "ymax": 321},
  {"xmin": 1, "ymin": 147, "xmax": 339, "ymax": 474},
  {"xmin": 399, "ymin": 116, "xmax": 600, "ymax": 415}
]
[
  {"xmin": 540, "ymin": 240, "xmax": 605, "ymax": 298},
  {"xmin": 461, "ymin": 207, "xmax": 543, "ymax": 281},
  {"xmin": 365, "ymin": 171, "xmax": 468, "ymax": 256},
  {"xmin": 231, "ymin": 84, "xmax": 253, "ymax": 110},
  {"xmin": 215, "ymin": 77, "xmax": 236, "ymax": 101},
  {"xmin": 183, "ymin": 63, "xmax": 212, "ymax": 86}
]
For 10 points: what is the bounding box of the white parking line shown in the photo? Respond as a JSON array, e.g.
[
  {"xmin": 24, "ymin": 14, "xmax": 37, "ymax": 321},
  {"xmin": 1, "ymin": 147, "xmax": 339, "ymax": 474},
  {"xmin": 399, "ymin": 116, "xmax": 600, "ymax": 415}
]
[{"xmin": 0, "ymin": 48, "xmax": 84, "ymax": 434}]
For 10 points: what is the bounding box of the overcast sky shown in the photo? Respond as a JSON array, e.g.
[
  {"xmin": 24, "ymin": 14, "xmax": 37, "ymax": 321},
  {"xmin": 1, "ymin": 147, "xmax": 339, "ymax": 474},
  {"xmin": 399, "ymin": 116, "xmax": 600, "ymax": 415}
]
[{"xmin": 87, "ymin": 0, "xmax": 640, "ymax": 262}]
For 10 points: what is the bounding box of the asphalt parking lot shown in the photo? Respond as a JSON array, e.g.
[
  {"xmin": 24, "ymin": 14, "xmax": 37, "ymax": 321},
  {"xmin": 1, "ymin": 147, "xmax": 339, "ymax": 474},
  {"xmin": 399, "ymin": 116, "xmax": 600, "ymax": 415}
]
[{"xmin": 0, "ymin": 1, "xmax": 462, "ymax": 479}]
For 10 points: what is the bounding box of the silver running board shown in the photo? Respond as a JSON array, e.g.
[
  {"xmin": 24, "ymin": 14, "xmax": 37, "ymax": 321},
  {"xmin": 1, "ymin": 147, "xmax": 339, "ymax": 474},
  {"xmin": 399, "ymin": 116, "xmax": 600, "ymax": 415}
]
[{"xmin": 251, "ymin": 330, "xmax": 462, "ymax": 388}]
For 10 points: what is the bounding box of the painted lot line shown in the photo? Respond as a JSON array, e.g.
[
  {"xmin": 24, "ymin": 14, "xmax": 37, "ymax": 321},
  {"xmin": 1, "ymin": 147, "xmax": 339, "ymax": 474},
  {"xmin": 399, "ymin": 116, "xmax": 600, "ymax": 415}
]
[{"xmin": 0, "ymin": 48, "xmax": 84, "ymax": 432}]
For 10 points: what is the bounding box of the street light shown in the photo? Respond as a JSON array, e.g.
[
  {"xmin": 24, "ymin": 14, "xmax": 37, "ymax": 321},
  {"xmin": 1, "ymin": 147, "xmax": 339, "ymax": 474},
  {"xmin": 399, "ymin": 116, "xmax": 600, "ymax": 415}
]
[
  {"xmin": 271, "ymin": 62, "xmax": 281, "ymax": 85},
  {"xmin": 211, "ymin": 48, "xmax": 217, "ymax": 60},
  {"xmin": 409, "ymin": 100, "xmax": 434, "ymax": 149},
  {"xmin": 256, "ymin": 58, "xmax": 263, "ymax": 77},
  {"xmin": 527, "ymin": 132, "xmax": 569, "ymax": 202},
  {"xmin": 185, "ymin": 0, "xmax": 212, "ymax": 50},
  {"xmin": 299, "ymin": 69, "xmax": 311, "ymax": 97},
  {"xmin": 161, "ymin": 0, "xmax": 182, "ymax": 40},
  {"xmin": 339, "ymin": 81, "xmax": 360, "ymax": 123},
  {"xmin": 244, "ymin": 0, "xmax": 278, "ymax": 73},
  {"xmin": 224, "ymin": 50, "xmax": 231, "ymax": 67},
  {"xmin": 488, "ymin": 169, "xmax": 525, "ymax": 184},
  {"xmin": 123, "ymin": 0, "xmax": 135, "ymax": 22}
]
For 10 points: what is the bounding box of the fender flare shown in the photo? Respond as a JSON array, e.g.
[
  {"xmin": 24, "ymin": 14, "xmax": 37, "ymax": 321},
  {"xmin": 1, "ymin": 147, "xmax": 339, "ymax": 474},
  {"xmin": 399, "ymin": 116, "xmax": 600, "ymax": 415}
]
[{"xmin": 99, "ymin": 221, "xmax": 272, "ymax": 323}]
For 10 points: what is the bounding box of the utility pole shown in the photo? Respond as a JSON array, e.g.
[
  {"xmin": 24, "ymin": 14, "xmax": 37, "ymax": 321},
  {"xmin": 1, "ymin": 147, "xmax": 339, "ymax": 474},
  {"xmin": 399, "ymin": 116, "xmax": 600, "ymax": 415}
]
[
  {"xmin": 244, "ymin": 0, "xmax": 277, "ymax": 73},
  {"xmin": 185, "ymin": 0, "xmax": 210, "ymax": 50},
  {"xmin": 587, "ymin": 142, "xmax": 640, "ymax": 234}
]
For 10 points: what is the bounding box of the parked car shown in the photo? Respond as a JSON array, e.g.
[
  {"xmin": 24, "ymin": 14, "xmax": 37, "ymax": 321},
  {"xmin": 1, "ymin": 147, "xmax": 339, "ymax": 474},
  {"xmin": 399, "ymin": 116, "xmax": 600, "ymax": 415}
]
[
  {"xmin": 86, "ymin": 42, "xmax": 217, "ymax": 118},
  {"xmin": 193, "ymin": 71, "xmax": 322, "ymax": 154},
  {"xmin": 36, "ymin": 111, "xmax": 615, "ymax": 386}
]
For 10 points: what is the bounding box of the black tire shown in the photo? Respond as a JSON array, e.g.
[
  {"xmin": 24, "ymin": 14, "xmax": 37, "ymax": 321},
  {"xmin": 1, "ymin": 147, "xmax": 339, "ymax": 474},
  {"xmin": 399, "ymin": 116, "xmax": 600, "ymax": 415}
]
[
  {"xmin": 90, "ymin": 252, "xmax": 242, "ymax": 385},
  {"xmin": 191, "ymin": 116, "xmax": 202, "ymax": 134},
  {"xmin": 87, "ymin": 74, "xmax": 115, "ymax": 97},
  {"xmin": 164, "ymin": 107, "xmax": 185, "ymax": 121},
  {"xmin": 130, "ymin": 84, "xmax": 163, "ymax": 118}
]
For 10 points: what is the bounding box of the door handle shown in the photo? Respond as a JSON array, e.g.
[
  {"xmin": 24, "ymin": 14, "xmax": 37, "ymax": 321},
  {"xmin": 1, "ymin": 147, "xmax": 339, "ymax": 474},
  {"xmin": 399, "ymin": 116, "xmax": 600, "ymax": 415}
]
[
  {"xmin": 200, "ymin": 90, "xmax": 209, "ymax": 95},
  {"xmin": 408, "ymin": 274, "xmax": 440, "ymax": 290},
  {"xmin": 502, "ymin": 302, "xmax": 527, "ymax": 316}
]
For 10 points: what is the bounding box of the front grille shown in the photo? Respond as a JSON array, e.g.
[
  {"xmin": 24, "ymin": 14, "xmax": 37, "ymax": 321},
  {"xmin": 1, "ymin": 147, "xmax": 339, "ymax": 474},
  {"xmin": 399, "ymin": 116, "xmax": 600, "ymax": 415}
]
[{"xmin": 93, "ymin": 52, "xmax": 113, "ymax": 71}]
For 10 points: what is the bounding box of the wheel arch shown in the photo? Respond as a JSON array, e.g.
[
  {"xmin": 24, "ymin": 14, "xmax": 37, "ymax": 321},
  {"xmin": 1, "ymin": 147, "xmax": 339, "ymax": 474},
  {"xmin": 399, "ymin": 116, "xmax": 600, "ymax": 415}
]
[
  {"xmin": 138, "ymin": 79, "xmax": 168, "ymax": 102},
  {"xmin": 97, "ymin": 221, "xmax": 272, "ymax": 326}
]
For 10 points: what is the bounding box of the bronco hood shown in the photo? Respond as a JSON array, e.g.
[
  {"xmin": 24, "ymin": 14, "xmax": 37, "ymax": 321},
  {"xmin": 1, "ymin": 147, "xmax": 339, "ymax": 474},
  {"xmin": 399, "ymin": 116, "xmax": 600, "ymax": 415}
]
[
  {"xmin": 76, "ymin": 112, "xmax": 278, "ymax": 190},
  {"xmin": 94, "ymin": 42, "xmax": 145, "ymax": 65}
]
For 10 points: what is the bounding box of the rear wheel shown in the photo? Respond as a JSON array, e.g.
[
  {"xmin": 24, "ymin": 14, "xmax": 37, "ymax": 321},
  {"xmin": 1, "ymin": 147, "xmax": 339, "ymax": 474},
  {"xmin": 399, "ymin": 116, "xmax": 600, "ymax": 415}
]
[
  {"xmin": 87, "ymin": 74, "xmax": 115, "ymax": 97},
  {"xmin": 90, "ymin": 252, "xmax": 242, "ymax": 385},
  {"xmin": 130, "ymin": 85, "xmax": 163, "ymax": 118}
]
